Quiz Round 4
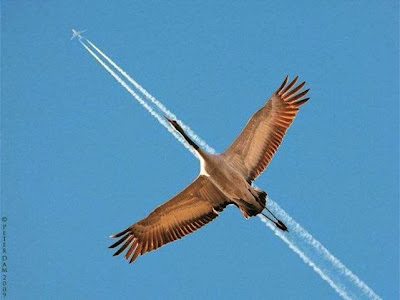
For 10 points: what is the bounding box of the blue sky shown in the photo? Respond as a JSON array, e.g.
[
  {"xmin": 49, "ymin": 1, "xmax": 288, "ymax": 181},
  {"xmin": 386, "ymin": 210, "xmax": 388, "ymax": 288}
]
[{"xmin": 1, "ymin": 1, "xmax": 398, "ymax": 299}]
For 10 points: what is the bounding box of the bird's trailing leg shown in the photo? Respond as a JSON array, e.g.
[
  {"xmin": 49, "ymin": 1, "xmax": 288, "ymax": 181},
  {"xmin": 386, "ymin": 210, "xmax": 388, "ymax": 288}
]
[{"xmin": 261, "ymin": 207, "xmax": 289, "ymax": 232}]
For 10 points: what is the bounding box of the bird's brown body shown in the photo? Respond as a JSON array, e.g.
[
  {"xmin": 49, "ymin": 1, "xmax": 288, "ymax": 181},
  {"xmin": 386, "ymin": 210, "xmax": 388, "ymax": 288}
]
[
  {"xmin": 199, "ymin": 152, "xmax": 266, "ymax": 218},
  {"xmin": 109, "ymin": 76, "xmax": 310, "ymax": 264}
]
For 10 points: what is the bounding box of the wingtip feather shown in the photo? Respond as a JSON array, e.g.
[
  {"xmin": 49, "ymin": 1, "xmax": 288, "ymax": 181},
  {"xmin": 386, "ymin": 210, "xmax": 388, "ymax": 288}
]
[
  {"xmin": 110, "ymin": 228, "xmax": 130, "ymax": 238},
  {"xmin": 109, "ymin": 234, "xmax": 130, "ymax": 248},
  {"xmin": 280, "ymin": 76, "xmax": 299, "ymax": 96},
  {"xmin": 296, "ymin": 97, "xmax": 310, "ymax": 106},
  {"xmin": 277, "ymin": 76, "xmax": 289, "ymax": 93}
]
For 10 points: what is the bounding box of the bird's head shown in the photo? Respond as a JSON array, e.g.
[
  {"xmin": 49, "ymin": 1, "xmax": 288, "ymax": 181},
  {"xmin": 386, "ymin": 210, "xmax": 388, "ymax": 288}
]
[
  {"xmin": 165, "ymin": 116, "xmax": 200, "ymax": 151},
  {"xmin": 165, "ymin": 117, "xmax": 185, "ymax": 136}
]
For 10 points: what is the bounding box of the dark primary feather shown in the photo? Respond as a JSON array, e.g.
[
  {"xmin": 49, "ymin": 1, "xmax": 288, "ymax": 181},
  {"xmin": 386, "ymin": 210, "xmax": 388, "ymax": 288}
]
[
  {"xmin": 109, "ymin": 175, "xmax": 231, "ymax": 264},
  {"xmin": 223, "ymin": 76, "xmax": 310, "ymax": 182}
]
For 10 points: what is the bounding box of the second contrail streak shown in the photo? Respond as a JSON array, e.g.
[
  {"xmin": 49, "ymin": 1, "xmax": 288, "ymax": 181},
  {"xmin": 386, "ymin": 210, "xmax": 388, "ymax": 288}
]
[
  {"xmin": 79, "ymin": 40, "xmax": 197, "ymax": 157},
  {"xmin": 80, "ymin": 38, "xmax": 381, "ymax": 300},
  {"xmin": 86, "ymin": 39, "xmax": 215, "ymax": 154},
  {"xmin": 259, "ymin": 215, "xmax": 353, "ymax": 300}
]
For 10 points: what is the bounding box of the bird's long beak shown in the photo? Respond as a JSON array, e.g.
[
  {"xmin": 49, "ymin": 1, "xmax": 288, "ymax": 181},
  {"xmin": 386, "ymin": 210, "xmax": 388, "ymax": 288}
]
[
  {"xmin": 164, "ymin": 115, "xmax": 201, "ymax": 151},
  {"xmin": 164, "ymin": 116, "xmax": 178, "ymax": 129},
  {"xmin": 164, "ymin": 116, "xmax": 173, "ymax": 124},
  {"xmin": 164, "ymin": 116, "xmax": 185, "ymax": 136}
]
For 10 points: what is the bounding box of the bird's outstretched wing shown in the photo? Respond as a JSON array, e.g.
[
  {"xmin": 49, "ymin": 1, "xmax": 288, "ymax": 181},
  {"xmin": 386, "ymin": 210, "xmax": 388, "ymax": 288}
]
[
  {"xmin": 109, "ymin": 175, "xmax": 231, "ymax": 264},
  {"xmin": 223, "ymin": 76, "xmax": 310, "ymax": 183}
]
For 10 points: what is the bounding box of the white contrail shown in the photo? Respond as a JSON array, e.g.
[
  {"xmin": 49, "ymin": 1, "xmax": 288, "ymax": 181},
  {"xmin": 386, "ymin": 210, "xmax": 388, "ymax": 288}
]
[
  {"xmin": 259, "ymin": 215, "xmax": 353, "ymax": 300},
  {"xmin": 85, "ymin": 39, "xmax": 215, "ymax": 154},
  {"xmin": 80, "ymin": 39, "xmax": 381, "ymax": 300},
  {"xmin": 79, "ymin": 40, "xmax": 197, "ymax": 157},
  {"xmin": 266, "ymin": 200, "xmax": 381, "ymax": 300}
]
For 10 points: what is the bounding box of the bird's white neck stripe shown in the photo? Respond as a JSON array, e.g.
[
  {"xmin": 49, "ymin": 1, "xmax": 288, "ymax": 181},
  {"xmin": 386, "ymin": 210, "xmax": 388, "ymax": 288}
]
[{"xmin": 198, "ymin": 154, "xmax": 210, "ymax": 177}]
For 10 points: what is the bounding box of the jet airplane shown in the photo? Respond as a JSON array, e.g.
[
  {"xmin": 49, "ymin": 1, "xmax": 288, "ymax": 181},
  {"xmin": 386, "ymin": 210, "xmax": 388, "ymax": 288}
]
[{"xmin": 70, "ymin": 29, "xmax": 86, "ymax": 40}]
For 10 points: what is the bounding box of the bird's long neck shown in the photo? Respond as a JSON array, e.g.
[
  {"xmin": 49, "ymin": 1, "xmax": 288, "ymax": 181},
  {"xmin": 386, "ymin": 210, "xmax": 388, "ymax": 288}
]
[
  {"xmin": 180, "ymin": 130, "xmax": 210, "ymax": 164},
  {"xmin": 179, "ymin": 128, "xmax": 199, "ymax": 151},
  {"xmin": 168, "ymin": 120, "xmax": 206, "ymax": 158}
]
